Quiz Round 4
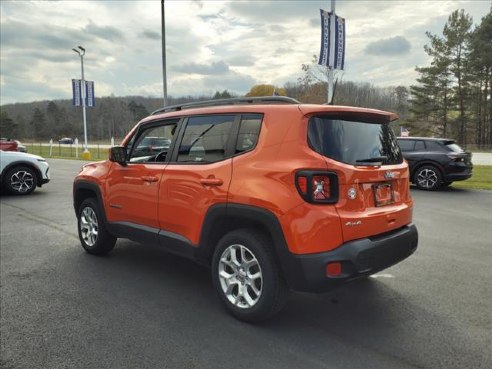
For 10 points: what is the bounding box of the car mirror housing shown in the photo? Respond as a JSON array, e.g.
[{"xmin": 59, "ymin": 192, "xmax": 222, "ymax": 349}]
[{"xmin": 109, "ymin": 146, "xmax": 127, "ymax": 166}]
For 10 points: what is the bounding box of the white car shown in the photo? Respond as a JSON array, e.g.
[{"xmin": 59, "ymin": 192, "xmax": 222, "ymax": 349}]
[{"xmin": 0, "ymin": 150, "xmax": 50, "ymax": 195}]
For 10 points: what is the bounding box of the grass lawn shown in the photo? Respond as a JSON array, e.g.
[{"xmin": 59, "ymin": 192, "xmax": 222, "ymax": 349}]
[
  {"xmin": 452, "ymin": 165, "xmax": 492, "ymax": 190},
  {"xmin": 26, "ymin": 143, "xmax": 109, "ymax": 161}
]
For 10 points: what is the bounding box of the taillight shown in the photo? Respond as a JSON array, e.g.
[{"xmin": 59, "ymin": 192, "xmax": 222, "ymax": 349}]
[
  {"xmin": 447, "ymin": 153, "xmax": 465, "ymax": 162},
  {"xmin": 295, "ymin": 170, "xmax": 339, "ymax": 204}
]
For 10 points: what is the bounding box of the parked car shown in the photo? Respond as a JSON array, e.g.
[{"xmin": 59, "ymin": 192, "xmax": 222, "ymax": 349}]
[
  {"xmin": 15, "ymin": 140, "xmax": 27, "ymax": 153},
  {"xmin": 0, "ymin": 150, "xmax": 50, "ymax": 195},
  {"xmin": 58, "ymin": 137, "xmax": 74, "ymax": 144},
  {"xmin": 0, "ymin": 138, "xmax": 18, "ymax": 152},
  {"xmin": 397, "ymin": 137, "xmax": 473, "ymax": 190},
  {"xmin": 130, "ymin": 136, "xmax": 171, "ymax": 160},
  {"xmin": 73, "ymin": 97, "xmax": 418, "ymax": 322}
]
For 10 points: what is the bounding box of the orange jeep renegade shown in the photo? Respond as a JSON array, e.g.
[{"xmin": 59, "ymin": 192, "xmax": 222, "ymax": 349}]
[{"xmin": 73, "ymin": 97, "xmax": 418, "ymax": 322}]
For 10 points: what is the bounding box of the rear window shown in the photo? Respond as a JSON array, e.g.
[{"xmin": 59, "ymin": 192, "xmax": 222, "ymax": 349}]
[
  {"xmin": 308, "ymin": 116, "xmax": 403, "ymax": 165},
  {"xmin": 445, "ymin": 142, "xmax": 464, "ymax": 153}
]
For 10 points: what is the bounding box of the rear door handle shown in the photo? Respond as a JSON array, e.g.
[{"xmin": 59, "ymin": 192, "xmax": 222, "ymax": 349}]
[
  {"xmin": 141, "ymin": 176, "xmax": 158, "ymax": 183},
  {"xmin": 200, "ymin": 178, "xmax": 223, "ymax": 186}
]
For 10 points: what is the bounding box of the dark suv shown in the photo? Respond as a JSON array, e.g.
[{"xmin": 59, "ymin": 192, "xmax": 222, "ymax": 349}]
[{"xmin": 397, "ymin": 137, "xmax": 472, "ymax": 190}]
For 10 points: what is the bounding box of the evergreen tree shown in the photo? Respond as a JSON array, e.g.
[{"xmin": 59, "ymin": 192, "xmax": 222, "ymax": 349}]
[{"xmin": 0, "ymin": 110, "xmax": 18, "ymax": 138}]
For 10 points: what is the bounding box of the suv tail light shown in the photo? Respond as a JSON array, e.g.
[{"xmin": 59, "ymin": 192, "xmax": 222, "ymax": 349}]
[
  {"xmin": 295, "ymin": 170, "xmax": 339, "ymax": 204},
  {"xmin": 447, "ymin": 153, "xmax": 464, "ymax": 162}
]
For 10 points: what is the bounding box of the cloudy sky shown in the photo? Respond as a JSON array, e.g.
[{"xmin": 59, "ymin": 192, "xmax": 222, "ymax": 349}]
[{"xmin": 0, "ymin": 0, "xmax": 490, "ymax": 104}]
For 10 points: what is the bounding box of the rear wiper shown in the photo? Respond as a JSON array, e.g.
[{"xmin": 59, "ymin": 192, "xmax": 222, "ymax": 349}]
[{"xmin": 355, "ymin": 156, "xmax": 387, "ymax": 164}]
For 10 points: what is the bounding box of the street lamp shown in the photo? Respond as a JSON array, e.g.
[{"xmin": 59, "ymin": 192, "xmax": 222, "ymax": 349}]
[{"xmin": 73, "ymin": 45, "xmax": 90, "ymax": 157}]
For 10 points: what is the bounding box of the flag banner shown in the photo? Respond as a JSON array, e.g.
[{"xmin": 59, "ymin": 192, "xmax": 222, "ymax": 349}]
[
  {"xmin": 400, "ymin": 127, "xmax": 410, "ymax": 137},
  {"xmin": 85, "ymin": 81, "xmax": 95, "ymax": 107},
  {"xmin": 318, "ymin": 9, "xmax": 345, "ymax": 70},
  {"xmin": 72, "ymin": 79, "xmax": 81, "ymax": 106}
]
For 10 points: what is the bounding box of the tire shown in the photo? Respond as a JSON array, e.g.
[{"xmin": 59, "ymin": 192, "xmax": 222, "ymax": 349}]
[
  {"xmin": 77, "ymin": 198, "xmax": 116, "ymax": 255},
  {"xmin": 3, "ymin": 166, "xmax": 37, "ymax": 195},
  {"xmin": 414, "ymin": 165, "xmax": 442, "ymax": 191},
  {"xmin": 211, "ymin": 229, "xmax": 289, "ymax": 323}
]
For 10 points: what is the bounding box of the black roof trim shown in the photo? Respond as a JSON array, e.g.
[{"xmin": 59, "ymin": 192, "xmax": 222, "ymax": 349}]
[{"xmin": 151, "ymin": 96, "xmax": 301, "ymax": 115}]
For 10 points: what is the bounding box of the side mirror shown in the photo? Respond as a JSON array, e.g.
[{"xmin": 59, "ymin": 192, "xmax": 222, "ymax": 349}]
[{"xmin": 109, "ymin": 146, "xmax": 127, "ymax": 166}]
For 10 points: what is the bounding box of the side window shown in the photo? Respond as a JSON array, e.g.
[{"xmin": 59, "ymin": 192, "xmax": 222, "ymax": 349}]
[
  {"xmin": 177, "ymin": 115, "xmax": 235, "ymax": 163},
  {"xmin": 425, "ymin": 140, "xmax": 443, "ymax": 151},
  {"xmin": 414, "ymin": 140, "xmax": 425, "ymax": 151},
  {"xmin": 397, "ymin": 140, "xmax": 415, "ymax": 152},
  {"xmin": 236, "ymin": 114, "xmax": 262, "ymax": 154},
  {"xmin": 129, "ymin": 122, "xmax": 177, "ymax": 163}
]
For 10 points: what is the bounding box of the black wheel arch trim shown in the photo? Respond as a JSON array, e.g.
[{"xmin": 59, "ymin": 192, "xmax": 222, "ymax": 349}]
[
  {"xmin": 73, "ymin": 180, "xmax": 109, "ymax": 224},
  {"xmin": 411, "ymin": 161, "xmax": 445, "ymax": 180},
  {"xmin": 198, "ymin": 203, "xmax": 302, "ymax": 288}
]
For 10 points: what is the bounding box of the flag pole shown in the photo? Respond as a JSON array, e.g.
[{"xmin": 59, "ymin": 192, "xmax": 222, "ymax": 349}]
[
  {"xmin": 161, "ymin": 0, "xmax": 168, "ymax": 107},
  {"xmin": 327, "ymin": 0, "xmax": 335, "ymax": 104}
]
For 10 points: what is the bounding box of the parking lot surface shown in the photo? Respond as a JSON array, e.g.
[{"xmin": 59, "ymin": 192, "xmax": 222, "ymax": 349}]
[{"xmin": 1, "ymin": 158, "xmax": 491, "ymax": 369}]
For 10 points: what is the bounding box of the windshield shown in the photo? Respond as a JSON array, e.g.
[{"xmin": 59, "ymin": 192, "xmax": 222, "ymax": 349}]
[{"xmin": 308, "ymin": 116, "xmax": 403, "ymax": 165}]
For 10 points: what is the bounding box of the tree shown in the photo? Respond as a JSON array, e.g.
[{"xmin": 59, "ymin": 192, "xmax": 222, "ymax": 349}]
[
  {"xmin": 245, "ymin": 84, "xmax": 286, "ymax": 97},
  {"xmin": 128, "ymin": 100, "xmax": 149, "ymax": 121},
  {"xmin": 213, "ymin": 90, "xmax": 233, "ymax": 99},
  {"xmin": 444, "ymin": 10, "xmax": 473, "ymax": 144},
  {"xmin": 411, "ymin": 9, "xmax": 473, "ymax": 143},
  {"xmin": 0, "ymin": 110, "xmax": 18, "ymax": 137},
  {"xmin": 30, "ymin": 108, "xmax": 47, "ymax": 140},
  {"xmin": 468, "ymin": 8, "xmax": 492, "ymax": 147}
]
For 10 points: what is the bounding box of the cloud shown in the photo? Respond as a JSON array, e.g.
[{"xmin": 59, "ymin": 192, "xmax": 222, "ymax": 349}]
[
  {"xmin": 82, "ymin": 21, "xmax": 124, "ymax": 42},
  {"xmin": 0, "ymin": 0, "xmax": 490, "ymax": 104},
  {"xmin": 364, "ymin": 36, "xmax": 411, "ymax": 56},
  {"xmin": 172, "ymin": 61, "xmax": 230, "ymax": 75},
  {"xmin": 140, "ymin": 30, "xmax": 161, "ymax": 40}
]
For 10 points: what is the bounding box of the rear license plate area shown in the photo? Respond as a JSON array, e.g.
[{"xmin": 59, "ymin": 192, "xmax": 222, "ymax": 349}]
[{"xmin": 372, "ymin": 183, "xmax": 394, "ymax": 207}]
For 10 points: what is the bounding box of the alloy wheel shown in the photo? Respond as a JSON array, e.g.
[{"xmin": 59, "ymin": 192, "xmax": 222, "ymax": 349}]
[
  {"xmin": 417, "ymin": 168, "xmax": 438, "ymax": 189},
  {"xmin": 218, "ymin": 244, "xmax": 263, "ymax": 309},
  {"xmin": 80, "ymin": 207, "xmax": 99, "ymax": 247},
  {"xmin": 10, "ymin": 170, "xmax": 34, "ymax": 193}
]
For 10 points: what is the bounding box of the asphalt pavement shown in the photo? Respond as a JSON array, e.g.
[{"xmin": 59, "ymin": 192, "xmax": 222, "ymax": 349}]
[{"xmin": 1, "ymin": 158, "xmax": 491, "ymax": 369}]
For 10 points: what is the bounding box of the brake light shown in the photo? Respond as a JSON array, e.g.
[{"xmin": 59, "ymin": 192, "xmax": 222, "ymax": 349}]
[
  {"xmin": 447, "ymin": 153, "xmax": 464, "ymax": 162},
  {"xmin": 295, "ymin": 170, "xmax": 338, "ymax": 204}
]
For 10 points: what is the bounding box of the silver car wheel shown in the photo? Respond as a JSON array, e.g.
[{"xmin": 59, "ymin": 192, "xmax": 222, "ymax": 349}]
[
  {"xmin": 417, "ymin": 168, "xmax": 438, "ymax": 189},
  {"xmin": 80, "ymin": 207, "xmax": 98, "ymax": 247},
  {"xmin": 218, "ymin": 244, "xmax": 263, "ymax": 309},
  {"xmin": 10, "ymin": 170, "xmax": 34, "ymax": 193}
]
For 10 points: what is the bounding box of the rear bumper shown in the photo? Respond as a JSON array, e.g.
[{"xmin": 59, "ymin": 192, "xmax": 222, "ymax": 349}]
[
  {"xmin": 280, "ymin": 224, "xmax": 418, "ymax": 292},
  {"xmin": 443, "ymin": 162, "xmax": 472, "ymax": 182}
]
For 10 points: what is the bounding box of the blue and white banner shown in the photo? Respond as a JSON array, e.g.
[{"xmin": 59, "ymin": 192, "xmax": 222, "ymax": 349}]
[
  {"xmin": 72, "ymin": 79, "xmax": 81, "ymax": 106},
  {"xmin": 72, "ymin": 79, "xmax": 96, "ymax": 107},
  {"xmin": 85, "ymin": 81, "xmax": 95, "ymax": 107},
  {"xmin": 318, "ymin": 9, "xmax": 345, "ymax": 70}
]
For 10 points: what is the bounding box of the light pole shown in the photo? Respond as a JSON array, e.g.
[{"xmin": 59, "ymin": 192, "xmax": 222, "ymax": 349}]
[
  {"xmin": 72, "ymin": 45, "xmax": 90, "ymax": 158},
  {"xmin": 327, "ymin": 0, "xmax": 335, "ymax": 104}
]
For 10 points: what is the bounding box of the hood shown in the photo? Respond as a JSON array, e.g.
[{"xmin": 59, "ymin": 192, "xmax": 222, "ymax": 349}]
[{"xmin": 0, "ymin": 150, "xmax": 45, "ymax": 161}]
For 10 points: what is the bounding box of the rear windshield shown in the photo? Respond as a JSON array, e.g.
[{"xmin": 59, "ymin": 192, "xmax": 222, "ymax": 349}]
[
  {"xmin": 445, "ymin": 142, "xmax": 464, "ymax": 153},
  {"xmin": 308, "ymin": 116, "xmax": 403, "ymax": 165}
]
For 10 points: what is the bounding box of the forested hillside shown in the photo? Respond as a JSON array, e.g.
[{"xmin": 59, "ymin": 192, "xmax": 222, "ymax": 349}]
[{"xmin": 0, "ymin": 82, "xmax": 408, "ymax": 143}]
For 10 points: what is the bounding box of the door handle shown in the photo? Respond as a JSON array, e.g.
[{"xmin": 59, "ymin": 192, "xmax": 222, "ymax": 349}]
[
  {"xmin": 141, "ymin": 176, "xmax": 158, "ymax": 183},
  {"xmin": 200, "ymin": 178, "xmax": 223, "ymax": 186}
]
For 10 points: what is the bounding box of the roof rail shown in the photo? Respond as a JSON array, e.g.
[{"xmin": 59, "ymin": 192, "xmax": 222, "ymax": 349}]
[{"xmin": 151, "ymin": 96, "xmax": 301, "ymax": 115}]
